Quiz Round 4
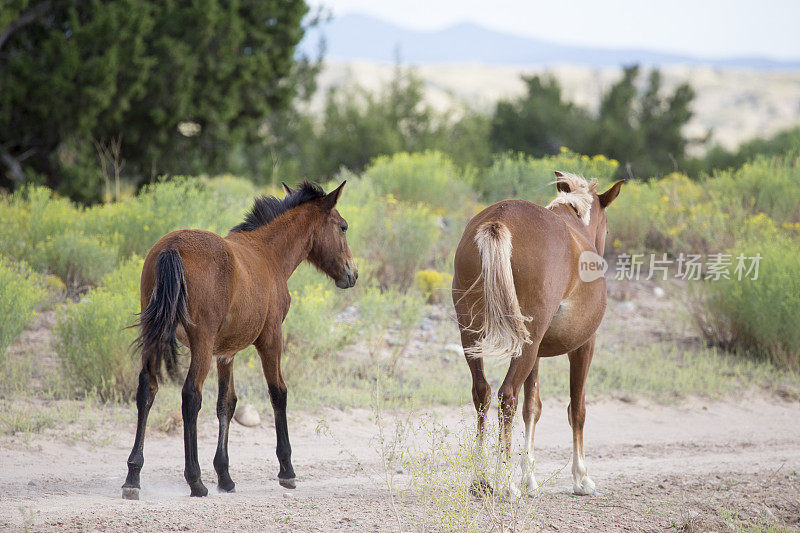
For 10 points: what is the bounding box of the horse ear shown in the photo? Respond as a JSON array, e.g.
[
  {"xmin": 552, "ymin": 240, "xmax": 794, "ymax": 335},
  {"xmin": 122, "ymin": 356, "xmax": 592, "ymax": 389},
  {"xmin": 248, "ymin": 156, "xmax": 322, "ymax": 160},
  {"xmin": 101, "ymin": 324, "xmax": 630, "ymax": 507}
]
[
  {"xmin": 282, "ymin": 182, "xmax": 296, "ymax": 196},
  {"xmin": 598, "ymin": 179, "xmax": 626, "ymax": 208},
  {"xmin": 554, "ymin": 171, "xmax": 570, "ymax": 193},
  {"xmin": 322, "ymin": 181, "xmax": 346, "ymax": 210}
]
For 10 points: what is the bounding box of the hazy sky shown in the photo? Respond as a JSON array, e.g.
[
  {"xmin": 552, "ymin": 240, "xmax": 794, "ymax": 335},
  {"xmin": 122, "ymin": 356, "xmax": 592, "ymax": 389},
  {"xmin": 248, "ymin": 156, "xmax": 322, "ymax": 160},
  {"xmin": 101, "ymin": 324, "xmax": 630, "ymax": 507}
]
[{"xmin": 311, "ymin": 0, "xmax": 800, "ymax": 60}]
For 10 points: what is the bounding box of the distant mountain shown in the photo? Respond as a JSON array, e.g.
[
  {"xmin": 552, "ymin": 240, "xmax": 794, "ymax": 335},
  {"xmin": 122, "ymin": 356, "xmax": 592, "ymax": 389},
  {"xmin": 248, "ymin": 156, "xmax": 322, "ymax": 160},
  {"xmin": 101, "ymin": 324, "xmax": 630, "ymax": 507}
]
[{"xmin": 300, "ymin": 13, "xmax": 800, "ymax": 70}]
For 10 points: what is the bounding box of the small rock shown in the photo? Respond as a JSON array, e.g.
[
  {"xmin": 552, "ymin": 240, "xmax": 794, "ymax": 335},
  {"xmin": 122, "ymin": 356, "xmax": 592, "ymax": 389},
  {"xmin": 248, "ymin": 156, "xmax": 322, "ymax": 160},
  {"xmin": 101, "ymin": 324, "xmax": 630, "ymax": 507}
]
[
  {"xmin": 234, "ymin": 404, "xmax": 260, "ymax": 427},
  {"xmin": 764, "ymin": 506, "xmax": 776, "ymax": 521},
  {"xmin": 653, "ymin": 287, "xmax": 666, "ymax": 298},
  {"xmin": 283, "ymin": 491, "xmax": 293, "ymax": 498},
  {"xmin": 444, "ymin": 343, "xmax": 464, "ymax": 357},
  {"xmin": 420, "ymin": 319, "xmax": 434, "ymax": 331}
]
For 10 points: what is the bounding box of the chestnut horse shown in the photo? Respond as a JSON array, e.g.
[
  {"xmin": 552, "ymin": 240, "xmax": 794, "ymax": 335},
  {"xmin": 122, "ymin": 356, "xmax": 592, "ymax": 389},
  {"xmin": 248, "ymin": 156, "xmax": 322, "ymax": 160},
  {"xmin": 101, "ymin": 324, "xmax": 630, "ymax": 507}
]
[
  {"xmin": 452, "ymin": 172, "xmax": 624, "ymax": 496},
  {"xmin": 122, "ymin": 180, "xmax": 357, "ymax": 499}
]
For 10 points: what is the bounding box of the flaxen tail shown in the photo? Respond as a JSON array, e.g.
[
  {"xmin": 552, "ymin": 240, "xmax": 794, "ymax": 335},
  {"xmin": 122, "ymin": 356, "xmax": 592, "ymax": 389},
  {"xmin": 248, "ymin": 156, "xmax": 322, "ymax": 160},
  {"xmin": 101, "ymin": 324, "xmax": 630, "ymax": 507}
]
[
  {"xmin": 134, "ymin": 249, "xmax": 190, "ymax": 382},
  {"xmin": 464, "ymin": 221, "xmax": 531, "ymax": 361}
]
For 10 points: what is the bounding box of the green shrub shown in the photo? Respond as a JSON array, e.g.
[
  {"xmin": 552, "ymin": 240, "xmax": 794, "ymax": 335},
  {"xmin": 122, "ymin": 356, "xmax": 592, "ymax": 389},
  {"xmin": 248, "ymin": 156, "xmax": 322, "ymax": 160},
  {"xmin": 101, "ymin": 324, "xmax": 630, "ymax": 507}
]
[
  {"xmin": 477, "ymin": 149, "xmax": 619, "ymax": 205},
  {"xmin": 414, "ymin": 269, "xmax": 453, "ymax": 303},
  {"xmin": 55, "ymin": 257, "xmax": 143, "ymax": 401},
  {"xmin": 81, "ymin": 175, "xmax": 255, "ymax": 259},
  {"xmin": 342, "ymin": 191, "xmax": 440, "ymax": 289},
  {"xmin": 0, "ymin": 185, "xmax": 81, "ymax": 264},
  {"xmin": 363, "ymin": 151, "xmax": 476, "ymax": 213},
  {"xmin": 30, "ymin": 231, "xmax": 119, "ymax": 290},
  {"xmin": 696, "ymin": 235, "xmax": 800, "ymax": 370},
  {"xmin": 606, "ymin": 155, "xmax": 800, "ymax": 255},
  {"xmin": 607, "ymin": 173, "xmax": 736, "ymax": 254},
  {"xmin": 706, "ymin": 153, "xmax": 800, "ymax": 223},
  {"xmin": 283, "ymin": 264, "xmax": 351, "ymax": 359},
  {"xmin": 0, "ymin": 258, "xmax": 48, "ymax": 362}
]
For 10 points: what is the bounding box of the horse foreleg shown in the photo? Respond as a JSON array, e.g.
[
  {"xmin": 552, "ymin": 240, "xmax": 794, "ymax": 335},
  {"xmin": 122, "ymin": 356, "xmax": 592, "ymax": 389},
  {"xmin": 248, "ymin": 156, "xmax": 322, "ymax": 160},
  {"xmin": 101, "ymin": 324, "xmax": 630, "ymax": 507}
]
[
  {"xmin": 568, "ymin": 336, "xmax": 596, "ymax": 496},
  {"xmin": 122, "ymin": 368, "xmax": 159, "ymax": 499},
  {"xmin": 213, "ymin": 357, "xmax": 238, "ymax": 493},
  {"xmin": 255, "ymin": 330, "xmax": 296, "ymax": 489},
  {"xmin": 182, "ymin": 340, "xmax": 212, "ymax": 497},
  {"xmin": 520, "ymin": 357, "xmax": 541, "ymax": 494}
]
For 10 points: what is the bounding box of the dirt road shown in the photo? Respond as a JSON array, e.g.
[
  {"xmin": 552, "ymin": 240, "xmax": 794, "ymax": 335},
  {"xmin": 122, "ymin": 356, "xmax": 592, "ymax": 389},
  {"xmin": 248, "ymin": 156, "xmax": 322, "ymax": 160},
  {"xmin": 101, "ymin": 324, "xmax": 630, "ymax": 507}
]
[{"xmin": 1, "ymin": 397, "xmax": 798, "ymax": 531}]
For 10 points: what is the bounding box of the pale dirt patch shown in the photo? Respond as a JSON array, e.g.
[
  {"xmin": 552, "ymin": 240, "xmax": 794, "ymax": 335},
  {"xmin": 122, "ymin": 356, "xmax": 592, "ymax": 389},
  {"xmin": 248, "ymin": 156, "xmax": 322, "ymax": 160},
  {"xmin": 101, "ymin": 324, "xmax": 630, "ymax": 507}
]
[{"xmin": 1, "ymin": 396, "xmax": 798, "ymax": 531}]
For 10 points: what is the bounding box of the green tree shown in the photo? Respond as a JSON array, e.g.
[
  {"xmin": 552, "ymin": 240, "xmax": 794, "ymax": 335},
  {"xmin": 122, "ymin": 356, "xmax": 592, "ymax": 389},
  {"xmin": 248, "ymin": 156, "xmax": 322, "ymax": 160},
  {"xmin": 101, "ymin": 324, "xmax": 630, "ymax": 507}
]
[
  {"xmin": 0, "ymin": 0, "xmax": 311, "ymax": 201},
  {"xmin": 306, "ymin": 65, "xmax": 490, "ymax": 178},
  {"xmin": 489, "ymin": 66, "xmax": 696, "ymax": 179},
  {"xmin": 490, "ymin": 75, "xmax": 595, "ymax": 157}
]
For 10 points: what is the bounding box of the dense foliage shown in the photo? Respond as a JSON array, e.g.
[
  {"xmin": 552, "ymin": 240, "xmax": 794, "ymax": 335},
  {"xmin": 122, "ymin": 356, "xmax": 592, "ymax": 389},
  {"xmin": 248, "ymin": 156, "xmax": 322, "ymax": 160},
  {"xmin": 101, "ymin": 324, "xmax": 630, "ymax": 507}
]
[{"xmin": 0, "ymin": 0, "xmax": 312, "ymax": 201}]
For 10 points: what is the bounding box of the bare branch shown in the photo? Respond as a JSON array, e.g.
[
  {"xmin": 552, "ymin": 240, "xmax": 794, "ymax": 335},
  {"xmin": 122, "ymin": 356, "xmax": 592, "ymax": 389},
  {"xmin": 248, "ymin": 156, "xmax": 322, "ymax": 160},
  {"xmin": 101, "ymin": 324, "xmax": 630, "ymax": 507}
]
[
  {"xmin": 1, "ymin": 150, "xmax": 27, "ymax": 183},
  {"xmin": 0, "ymin": 1, "xmax": 52, "ymax": 52}
]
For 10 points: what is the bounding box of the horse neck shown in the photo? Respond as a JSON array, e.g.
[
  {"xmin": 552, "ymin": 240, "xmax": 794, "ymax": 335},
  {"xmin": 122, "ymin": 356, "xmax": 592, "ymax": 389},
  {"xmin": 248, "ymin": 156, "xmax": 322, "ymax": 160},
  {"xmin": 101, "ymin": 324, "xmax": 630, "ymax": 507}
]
[
  {"xmin": 248, "ymin": 205, "xmax": 320, "ymax": 279},
  {"xmin": 552, "ymin": 204, "xmax": 599, "ymax": 247}
]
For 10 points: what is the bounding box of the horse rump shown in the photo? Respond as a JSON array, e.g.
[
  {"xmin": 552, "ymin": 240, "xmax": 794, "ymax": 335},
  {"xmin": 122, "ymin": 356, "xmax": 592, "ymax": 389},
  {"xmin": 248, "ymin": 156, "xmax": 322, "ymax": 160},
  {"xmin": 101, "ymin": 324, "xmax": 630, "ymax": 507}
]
[
  {"xmin": 464, "ymin": 221, "xmax": 531, "ymax": 361},
  {"xmin": 133, "ymin": 248, "xmax": 191, "ymax": 381}
]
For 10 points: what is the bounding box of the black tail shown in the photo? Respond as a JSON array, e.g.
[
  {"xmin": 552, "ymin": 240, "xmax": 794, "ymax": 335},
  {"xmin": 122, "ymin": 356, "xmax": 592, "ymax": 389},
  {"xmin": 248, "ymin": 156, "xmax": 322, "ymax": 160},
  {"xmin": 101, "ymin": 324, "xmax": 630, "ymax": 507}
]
[{"xmin": 134, "ymin": 249, "xmax": 190, "ymax": 382}]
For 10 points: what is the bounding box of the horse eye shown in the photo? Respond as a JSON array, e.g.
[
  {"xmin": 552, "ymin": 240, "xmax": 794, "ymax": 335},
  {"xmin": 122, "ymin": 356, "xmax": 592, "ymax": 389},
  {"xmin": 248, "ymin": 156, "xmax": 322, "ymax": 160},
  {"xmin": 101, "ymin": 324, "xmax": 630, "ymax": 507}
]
[{"xmin": 340, "ymin": 225, "xmax": 347, "ymax": 233}]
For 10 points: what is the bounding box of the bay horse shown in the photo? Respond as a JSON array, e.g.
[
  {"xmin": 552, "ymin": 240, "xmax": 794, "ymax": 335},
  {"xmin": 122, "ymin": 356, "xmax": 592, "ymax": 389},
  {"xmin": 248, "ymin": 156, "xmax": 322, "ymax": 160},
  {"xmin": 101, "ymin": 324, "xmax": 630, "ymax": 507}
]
[
  {"xmin": 122, "ymin": 180, "xmax": 357, "ymax": 499},
  {"xmin": 452, "ymin": 171, "xmax": 624, "ymax": 496}
]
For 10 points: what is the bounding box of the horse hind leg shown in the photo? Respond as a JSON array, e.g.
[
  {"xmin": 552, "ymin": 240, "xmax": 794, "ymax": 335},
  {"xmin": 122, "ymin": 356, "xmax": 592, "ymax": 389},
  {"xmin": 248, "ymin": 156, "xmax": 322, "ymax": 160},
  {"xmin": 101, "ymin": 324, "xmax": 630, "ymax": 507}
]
[
  {"xmin": 496, "ymin": 338, "xmax": 543, "ymax": 499},
  {"xmin": 461, "ymin": 329, "xmax": 493, "ymax": 497},
  {"xmin": 122, "ymin": 366, "xmax": 159, "ymax": 500},
  {"xmin": 213, "ymin": 356, "xmax": 238, "ymax": 493},
  {"xmin": 182, "ymin": 338, "xmax": 213, "ymax": 497},
  {"xmin": 520, "ymin": 357, "xmax": 542, "ymax": 494},
  {"xmin": 568, "ymin": 336, "xmax": 596, "ymax": 496}
]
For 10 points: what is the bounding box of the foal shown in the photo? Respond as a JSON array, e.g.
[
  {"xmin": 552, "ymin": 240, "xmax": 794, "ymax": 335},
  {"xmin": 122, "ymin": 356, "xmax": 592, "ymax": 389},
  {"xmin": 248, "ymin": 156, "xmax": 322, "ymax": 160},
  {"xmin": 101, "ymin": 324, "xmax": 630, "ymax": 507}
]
[
  {"xmin": 452, "ymin": 172, "xmax": 624, "ymax": 496},
  {"xmin": 122, "ymin": 180, "xmax": 357, "ymax": 499}
]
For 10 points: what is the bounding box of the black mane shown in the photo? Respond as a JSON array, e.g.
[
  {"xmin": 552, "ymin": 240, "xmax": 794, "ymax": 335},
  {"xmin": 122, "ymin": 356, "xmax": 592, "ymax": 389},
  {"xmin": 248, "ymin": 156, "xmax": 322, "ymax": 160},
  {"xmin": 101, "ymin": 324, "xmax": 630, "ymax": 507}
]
[{"xmin": 231, "ymin": 180, "xmax": 325, "ymax": 233}]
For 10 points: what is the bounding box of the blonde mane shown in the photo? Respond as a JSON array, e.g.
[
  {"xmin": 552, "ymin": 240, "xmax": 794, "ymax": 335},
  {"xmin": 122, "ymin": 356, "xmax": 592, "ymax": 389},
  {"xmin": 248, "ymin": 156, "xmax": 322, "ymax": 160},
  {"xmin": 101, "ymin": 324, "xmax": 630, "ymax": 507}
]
[{"xmin": 545, "ymin": 172, "xmax": 598, "ymax": 225}]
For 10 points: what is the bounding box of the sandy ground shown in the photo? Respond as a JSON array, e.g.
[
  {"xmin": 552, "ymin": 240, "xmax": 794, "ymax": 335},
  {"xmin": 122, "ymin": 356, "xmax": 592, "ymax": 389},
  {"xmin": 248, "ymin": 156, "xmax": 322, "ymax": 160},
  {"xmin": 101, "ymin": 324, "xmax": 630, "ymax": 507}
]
[{"xmin": 1, "ymin": 395, "xmax": 798, "ymax": 532}]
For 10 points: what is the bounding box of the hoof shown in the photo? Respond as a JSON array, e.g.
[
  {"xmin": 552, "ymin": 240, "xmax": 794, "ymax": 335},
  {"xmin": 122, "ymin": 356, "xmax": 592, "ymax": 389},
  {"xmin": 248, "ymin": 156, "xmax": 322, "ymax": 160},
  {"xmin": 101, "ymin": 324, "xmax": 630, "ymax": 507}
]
[
  {"xmin": 469, "ymin": 479, "xmax": 493, "ymax": 498},
  {"xmin": 190, "ymin": 483, "xmax": 209, "ymax": 497},
  {"xmin": 279, "ymin": 477, "xmax": 297, "ymax": 489},
  {"xmin": 121, "ymin": 486, "xmax": 139, "ymax": 500},
  {"xmin": 217, "ymin": 483, "xmax": 236, "ymax": 493},
  {"xmin": 573, "ymin": 476, "xmax": 596, "ymax": 496}
]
